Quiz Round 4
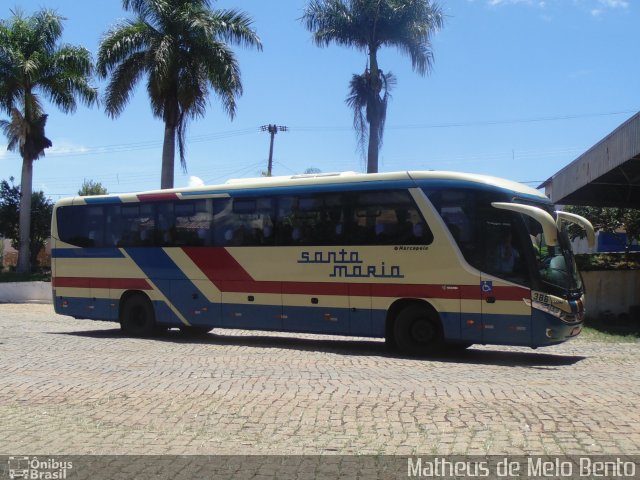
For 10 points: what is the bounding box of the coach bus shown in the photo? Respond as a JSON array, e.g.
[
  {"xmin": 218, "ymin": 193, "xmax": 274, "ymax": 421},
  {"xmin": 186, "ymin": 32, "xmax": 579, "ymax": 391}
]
[{"xmin": 50, "ymin": 171, "xmax": 594, "ymax": 354}]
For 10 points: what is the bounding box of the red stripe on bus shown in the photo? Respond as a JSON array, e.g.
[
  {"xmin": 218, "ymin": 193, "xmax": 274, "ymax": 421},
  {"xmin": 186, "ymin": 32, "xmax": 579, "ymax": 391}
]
[
  {"xmin": 53, "ymin": 277, "xmax": 152, "ymax": 290},
  {"xmin": 137, "ymin": 192, "xmax": 179, "ymax": 202},
  {"xmin": 183, "ymin": 247, "xmax": 254, "ymax": 282},
  {"xmin": 216, "ymin": 280, "xmax": 528, "ymax": 300},
  {"xmin": 183, "ymin": 247, "xmax": 530, "ymax": 301}
]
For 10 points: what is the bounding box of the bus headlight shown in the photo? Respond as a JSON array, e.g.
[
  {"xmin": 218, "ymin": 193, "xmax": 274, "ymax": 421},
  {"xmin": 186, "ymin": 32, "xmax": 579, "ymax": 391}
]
[{"xmin": 532, "ymin": 300, "xmax": 582, "ymax": 325}]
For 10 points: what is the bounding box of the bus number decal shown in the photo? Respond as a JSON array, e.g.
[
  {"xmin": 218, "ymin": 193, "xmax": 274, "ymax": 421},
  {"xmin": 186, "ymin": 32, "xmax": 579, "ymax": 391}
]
[{"xmin": 532, "ymin": 292, "xmax": 550, "ymax": 305}]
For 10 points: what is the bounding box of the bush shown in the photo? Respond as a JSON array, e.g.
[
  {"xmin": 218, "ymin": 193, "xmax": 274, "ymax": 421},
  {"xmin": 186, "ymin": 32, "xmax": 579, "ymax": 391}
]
[
  {"xmin": 0, "ymin": 270, "xmax": 51, "ymax": 283},
  {"xmin": 575, "ymin": 252, "xmax": 640, "ymax": 271}
]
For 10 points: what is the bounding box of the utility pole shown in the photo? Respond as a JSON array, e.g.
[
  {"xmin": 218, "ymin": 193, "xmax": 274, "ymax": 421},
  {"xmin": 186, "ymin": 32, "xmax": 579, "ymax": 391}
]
[{"xmin": 260, "ymin": 124, "xmax": 288, "ymax": 176}]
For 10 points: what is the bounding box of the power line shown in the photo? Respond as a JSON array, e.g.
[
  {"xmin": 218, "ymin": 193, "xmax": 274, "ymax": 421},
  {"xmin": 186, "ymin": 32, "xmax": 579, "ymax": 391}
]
[
  {"xmin": 293, "ymin": 109, "xmax": 638, "ymax": 132},
  {"xmin": 1, "ymin": 108, "xmax": 634, "ymax": 161}
]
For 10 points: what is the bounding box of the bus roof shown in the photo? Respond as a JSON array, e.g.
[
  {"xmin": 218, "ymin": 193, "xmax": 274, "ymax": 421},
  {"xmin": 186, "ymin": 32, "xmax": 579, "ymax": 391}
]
[{"xmin": 55, "ymin": 171, "xmax": 550, "ymax": 207}]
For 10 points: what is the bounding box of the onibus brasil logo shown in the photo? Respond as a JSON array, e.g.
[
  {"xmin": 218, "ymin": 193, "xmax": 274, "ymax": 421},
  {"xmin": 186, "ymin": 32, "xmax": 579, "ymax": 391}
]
[{"xmin": 7, "ymin": 457, "xmax": 73, "ymax": 479}]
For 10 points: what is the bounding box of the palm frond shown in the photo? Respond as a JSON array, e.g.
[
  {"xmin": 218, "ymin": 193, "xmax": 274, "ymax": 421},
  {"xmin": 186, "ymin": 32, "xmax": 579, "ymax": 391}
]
[
  {"xmin": 302, "ymin": 0, "xmax": 365, "ymax": 50},
  {"xmin": 345, "ymin": 69, "xmax": 396, "ymax": 161},
  {"xmin": 103, "ymin": 51, "xmax": 148, "ymax": 117},
  {"xmin": 97, "ymin": 20, "xmax": 153, "ymax": 77}
]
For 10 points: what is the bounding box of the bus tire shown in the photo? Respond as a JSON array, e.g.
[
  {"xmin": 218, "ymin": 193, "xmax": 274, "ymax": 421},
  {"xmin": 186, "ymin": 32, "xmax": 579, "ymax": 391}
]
[
  {"xmin": 120, "ymin": 294, "xmax": 157, "ymax": 337},
  {"xmin": 393, "ymin": 304, "xmax": 444, "ymax": 356}
]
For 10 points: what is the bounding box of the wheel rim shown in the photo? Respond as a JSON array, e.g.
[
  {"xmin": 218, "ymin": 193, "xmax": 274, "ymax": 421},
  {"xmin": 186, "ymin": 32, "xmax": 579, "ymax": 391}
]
[{"xmin": 410, "ymin": 317, "xmax": 435, "ymax": 345}]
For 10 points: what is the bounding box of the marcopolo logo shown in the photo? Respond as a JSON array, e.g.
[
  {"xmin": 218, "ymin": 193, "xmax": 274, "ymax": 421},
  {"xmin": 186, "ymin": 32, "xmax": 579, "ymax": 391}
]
[{"xmin": 8, "ymin": 457, "xmax": 73, "ymax": 480}]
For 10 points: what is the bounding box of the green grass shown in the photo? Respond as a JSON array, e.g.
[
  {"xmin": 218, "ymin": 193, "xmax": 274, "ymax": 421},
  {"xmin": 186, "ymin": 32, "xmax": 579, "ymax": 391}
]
[
  {"xmin": 581, "ymin": 327, "xmax": 640, "ymax": 343},
  {"xmin": 581, "ymin": 317, "xmax": 640, "ymax": 343},
  {"xmin": 0, "ymin": 270, "xmax": 51, "ymax": 283}
]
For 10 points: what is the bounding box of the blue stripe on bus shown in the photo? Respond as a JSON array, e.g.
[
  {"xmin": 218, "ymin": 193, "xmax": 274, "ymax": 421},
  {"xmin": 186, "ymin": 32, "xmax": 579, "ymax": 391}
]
[
  {"xmin": 181, "ymin": 179, "xmax": 418, "ymax": 198},
  {"xmin": 53, "ymin": 295, "xmax": 477, "ymax": 347},
  {"xmin": 413, "ymin": 179, "xmax": 552, "ymax": 204},
  {"xmin": 124, "ymin": 247, "xmax": 208, "ymax": 323},
  {"xmin": 52, "ymin": 248, "xmax": 125, "ymax": 259},
  {"xmin": 84, "ymin": 196, "xmax": 123, "ymax": 204},
  {"xmin": 69, "ymin": 178, "xmax": 549, "ymax": 206}
]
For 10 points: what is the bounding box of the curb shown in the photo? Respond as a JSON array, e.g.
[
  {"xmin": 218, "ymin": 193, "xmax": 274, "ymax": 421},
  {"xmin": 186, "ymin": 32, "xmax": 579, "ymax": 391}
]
[{"xmin": 0, "ymin": 281, "xmax": 52, "ymax": 304}]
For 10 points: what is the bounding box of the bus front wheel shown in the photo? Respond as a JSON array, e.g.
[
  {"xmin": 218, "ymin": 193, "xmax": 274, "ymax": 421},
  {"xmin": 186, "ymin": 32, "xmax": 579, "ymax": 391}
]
[
  {"xmin": 120, "ymin": 294, "xmax": 158, "ymax": 337},
  {"xmin": 393, "ymin": 305, "xmax": 444, "ymax": 356}
]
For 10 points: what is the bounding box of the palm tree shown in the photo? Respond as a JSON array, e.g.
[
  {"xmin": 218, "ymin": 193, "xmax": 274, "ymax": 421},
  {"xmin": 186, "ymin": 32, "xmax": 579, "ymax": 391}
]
[
  {"xmin": 346, "ymin": 69, "xmax": 396, "ymax": 162},
  {"xmin": 303, "ymin": 0, "xmax": 444, "ymax": 173},
  {"xmin": 97, "ymin": 0, "xmax": 262, "ymax": 189},
  {"xmin": 0, "ymin": 9, "xmax": 97, "ymax": 273}
]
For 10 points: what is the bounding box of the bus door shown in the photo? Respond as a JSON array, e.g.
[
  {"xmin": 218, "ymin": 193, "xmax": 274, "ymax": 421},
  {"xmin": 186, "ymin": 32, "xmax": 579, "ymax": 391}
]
[
  {"xmin": 479, "ymin": 274, "xmax": 531, "ymax": 345},
  {"xmin": 478, "ymin": 215, "xmax": 532, "ymax": 346}
]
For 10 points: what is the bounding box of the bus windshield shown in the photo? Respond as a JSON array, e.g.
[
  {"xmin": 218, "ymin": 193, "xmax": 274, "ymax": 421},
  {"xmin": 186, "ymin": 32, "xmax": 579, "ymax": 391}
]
[{"xmin": 518, "ymin": 202, "xmax": 583, "ymax": 294}]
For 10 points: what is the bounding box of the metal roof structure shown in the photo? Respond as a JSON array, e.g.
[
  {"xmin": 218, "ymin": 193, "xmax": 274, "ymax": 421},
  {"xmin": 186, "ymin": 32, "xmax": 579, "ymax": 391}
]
[{"xmin": 540, "ymin": 112, "xmax": 640, "ymax": 208}]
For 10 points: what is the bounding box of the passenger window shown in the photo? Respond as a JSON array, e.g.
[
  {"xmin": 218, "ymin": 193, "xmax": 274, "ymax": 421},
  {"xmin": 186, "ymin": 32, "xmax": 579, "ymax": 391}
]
[
  {"xmin": 112, "ymin": 203, "xmax": 156, "ymax": 247},
  {"xmin": 216, "ymin": 197, "xmax": 274, "ymax": 246},
  {"xmin": 172, "ymin": 200, "xmax": 212, "ymax": 246},
  {"xmin": 347, "ymin": 190, "xmax": 433, "ymax": 245},
  {"xmin": 274, "ymin": 193, "xmax": 346, "ymax": 246},
  {"xmin": 275, "ymin": 196, "xmax": 302, "ymax": 245},
  {"xmin": 57, "ymin": 205, "xmax": 105, "ymax": 247}
]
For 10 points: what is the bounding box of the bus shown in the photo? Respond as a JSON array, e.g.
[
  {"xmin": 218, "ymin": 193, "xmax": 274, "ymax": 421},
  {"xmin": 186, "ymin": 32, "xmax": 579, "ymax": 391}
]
[{"xmin": 51, "ymin": 171, "xmax": 595, "ymax": 354}]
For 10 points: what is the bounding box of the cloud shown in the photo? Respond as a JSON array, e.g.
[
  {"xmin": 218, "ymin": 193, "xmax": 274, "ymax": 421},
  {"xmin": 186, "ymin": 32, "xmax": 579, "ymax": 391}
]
[
  {"xmin": 591, "ymin": 0, "xmax": 629, "ymax": 15},
  {"xmin": 484, "ymin": 0, "xmax": 629, "ymax": 12},
  {"xmin": 487, "ymin": 0, "xmax": 545, "ymax": 6},
  {"xmin": 48, "ymin": 141, "xmax": 89, "ymax": 156},
  {"xmin": 188, "ymin": 176, "xmax": 205, "ymax": 187},
  {"xmin": 598, "ymin": 0, "xmax": 629, "ymax": 7}
]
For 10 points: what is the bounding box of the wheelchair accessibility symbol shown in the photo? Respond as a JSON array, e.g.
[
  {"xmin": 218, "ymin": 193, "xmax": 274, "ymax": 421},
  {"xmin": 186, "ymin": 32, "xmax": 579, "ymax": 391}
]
[{"xmin": 481, "ymin": 281, "xmax": 493, "ymax": 293}]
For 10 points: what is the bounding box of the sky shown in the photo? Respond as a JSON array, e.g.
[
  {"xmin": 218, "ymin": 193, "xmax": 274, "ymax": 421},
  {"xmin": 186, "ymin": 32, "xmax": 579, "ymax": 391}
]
[{"xmin": 1, "ymin": 0, "xmax": 638, "ymax": 200}]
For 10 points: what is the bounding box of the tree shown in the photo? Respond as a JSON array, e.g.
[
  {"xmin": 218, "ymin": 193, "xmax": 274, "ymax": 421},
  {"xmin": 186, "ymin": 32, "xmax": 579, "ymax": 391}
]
[
  {"xmin": 97, "ymin": 0, "xmax": 262, "ymax": 190},
  {"xmin": 303, "ymin": 0, "xmax": 444, "ymax": 173},
  {"xmin": 0, "ymin": 177, "xmax": 53, "ymax": 270},
  {"xmin": 0, "ymin": 9, "xmax": 98, "ymax": 273},
  {"xmin": 346, "ymin": 70, "xmax": 396, "ymax": 161},
  {"xmin": 78, "ymin": 179, "xmax": 108, "ymax": 196},
  {"xmin": 564, "ymin": 205, "xmax": 640, "ymax": 253}
]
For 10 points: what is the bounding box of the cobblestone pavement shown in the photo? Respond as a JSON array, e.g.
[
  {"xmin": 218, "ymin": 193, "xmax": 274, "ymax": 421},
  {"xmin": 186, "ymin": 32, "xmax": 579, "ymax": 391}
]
[{"xmin": 1, "ymin": 303, "xmax": 639, "ymax": 456}]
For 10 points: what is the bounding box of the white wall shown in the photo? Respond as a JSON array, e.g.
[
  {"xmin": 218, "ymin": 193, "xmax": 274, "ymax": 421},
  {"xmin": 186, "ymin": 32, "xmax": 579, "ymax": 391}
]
[{"xmin": 581, "ymin": 270, "xmax": 640, "ymax": 318}]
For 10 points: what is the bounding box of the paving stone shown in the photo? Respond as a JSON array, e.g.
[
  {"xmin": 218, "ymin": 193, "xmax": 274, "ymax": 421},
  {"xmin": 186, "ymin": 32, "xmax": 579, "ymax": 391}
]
[{"xmin": 0, "ymin": 303, "xmax": 639, "ymax": 455}]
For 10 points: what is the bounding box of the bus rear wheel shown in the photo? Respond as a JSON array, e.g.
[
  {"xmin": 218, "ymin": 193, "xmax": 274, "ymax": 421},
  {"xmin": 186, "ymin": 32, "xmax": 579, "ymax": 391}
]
[
  {"xmin": 393, "ymin": 304, "xmax": 444, "ymax": 356},
  {"xmin": 120, "ymin": 294, "xmax": 158, "ymax": 337}
]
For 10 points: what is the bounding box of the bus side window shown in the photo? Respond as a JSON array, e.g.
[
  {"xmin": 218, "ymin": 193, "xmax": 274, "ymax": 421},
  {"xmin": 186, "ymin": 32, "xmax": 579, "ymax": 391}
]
[
  {"xmin": 348, "ymin": 190, "xmax": 433, "ymax": 246},
  {"xmin": 157, "ymin": 202, "xmax": 175, "ymax": 246},
  {"xmin": 255, "ymin": 197, "xmax": 276, "ymax": 245},
  {"xmin": 317, "ymin": 193, "xmax": 345, "ymax": 245},
  {"xmin": 57, "ymin": 205, "xmax": 97, "ymax": 247},
  {"xmin": 275, "ymin": 196, "xmax": 297, "ymax": 246},
  {"xmin": 85, "ymin": 206, "xmax": 105, "ymax": 247},
  {"xmin": 138, "ymin": 203, "xmax": 156, "ymax": 246},
  {"xmin": 213, "ymin": 199, "xmax": 233, "ymax": 246},
  {"xmin": 173, "ymin": 200, "xmax": 211, "ymax": 246},
  {"xmin": 105, "ymin": 205, "xmax": 120, "ymax": 247}
]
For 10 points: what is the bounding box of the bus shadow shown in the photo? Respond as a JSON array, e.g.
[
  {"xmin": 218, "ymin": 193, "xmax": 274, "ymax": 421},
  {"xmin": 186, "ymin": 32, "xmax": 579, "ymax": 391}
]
[{"xmin": 56, "ymin": 327, "xmax": 586, "ymax": 368}]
